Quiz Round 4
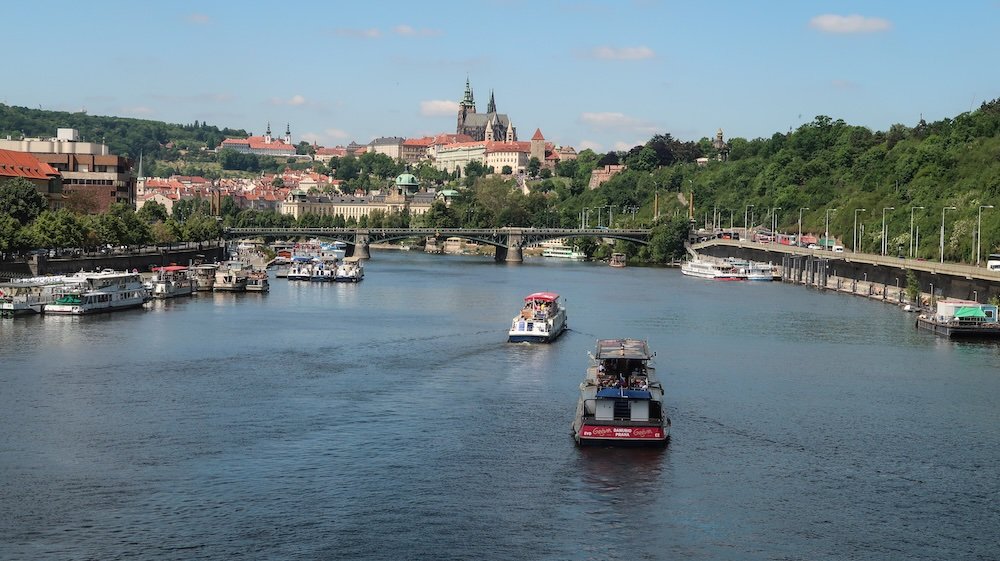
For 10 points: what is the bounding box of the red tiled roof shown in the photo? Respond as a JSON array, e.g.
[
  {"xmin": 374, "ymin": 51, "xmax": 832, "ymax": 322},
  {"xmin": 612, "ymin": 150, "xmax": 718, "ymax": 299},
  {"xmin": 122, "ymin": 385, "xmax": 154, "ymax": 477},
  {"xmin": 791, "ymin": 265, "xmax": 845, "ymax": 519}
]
[
  {"xmin": 222, "ymin": 136, "xmax": 296, "ymax": 153},
  {"xmin": 0, "ymin": 148, "xmax": 60, "ymax": 180},
  {"xmin": 531, "ymin": 128, "xmax": 545, "ymax": 141},
  {"xmin": 485, "ymin": 141, "xmax": 530, "ymax": 154}
]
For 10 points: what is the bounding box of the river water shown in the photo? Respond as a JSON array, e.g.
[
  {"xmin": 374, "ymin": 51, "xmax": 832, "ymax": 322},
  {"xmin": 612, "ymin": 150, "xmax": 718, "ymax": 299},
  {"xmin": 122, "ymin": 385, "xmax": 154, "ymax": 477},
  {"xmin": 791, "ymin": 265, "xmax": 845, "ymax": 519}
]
[{"xmin": 1, "ymin": 251, "xmax": 998, "ymax": 560}]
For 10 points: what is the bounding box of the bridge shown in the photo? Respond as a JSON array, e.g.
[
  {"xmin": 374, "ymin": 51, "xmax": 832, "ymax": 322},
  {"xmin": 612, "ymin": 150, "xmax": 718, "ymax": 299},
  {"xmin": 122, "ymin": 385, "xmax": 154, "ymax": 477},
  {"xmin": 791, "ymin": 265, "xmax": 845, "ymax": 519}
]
[
  {"xmin": 694, "ymin": 238, "xmax": 1000, "ymax": 302},
  {"xmin": 223, "ymin": 227, "xmax": 652, "ymax": 263}
]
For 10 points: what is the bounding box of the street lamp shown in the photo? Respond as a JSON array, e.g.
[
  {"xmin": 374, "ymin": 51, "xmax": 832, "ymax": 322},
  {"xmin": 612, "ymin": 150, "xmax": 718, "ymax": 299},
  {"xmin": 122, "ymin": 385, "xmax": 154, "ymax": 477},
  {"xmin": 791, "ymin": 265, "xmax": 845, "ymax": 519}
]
[
  {"xmin": 825, "ymin": 208, "xmax": 837, "ymax": 250},
  {"xmin": 909, "ymin": 206, "xmax": 924, "ymax": 258},
  {"xmin": 854, "ymin": 208, "xmax": 867, "ymax": 253},
  {"xmin": 744, "ymin": 204, "xmax": 754, "ymax": 239},
  {"xmin": 798, "ymin": 207, "xmax": 809, "ymax": 246},
  {"xmin": 771, "ymin": 207, "xmax": 781, "ymax": 244},
  {"xmin": 882, "ymin": 207, "xmax": 895, "ymax": 256},
  {"xmin": 940, "ymin": 206, "xmax": 956, "ymax": 263},
  {"xmin": 977, "ymin": 205, "xmax": 993, "ymax": 266}
]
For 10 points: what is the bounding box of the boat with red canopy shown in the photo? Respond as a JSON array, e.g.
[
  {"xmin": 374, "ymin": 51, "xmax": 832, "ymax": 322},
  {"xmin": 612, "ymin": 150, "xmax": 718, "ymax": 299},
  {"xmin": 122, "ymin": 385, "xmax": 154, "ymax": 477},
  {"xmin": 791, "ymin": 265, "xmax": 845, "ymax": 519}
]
[{"xmin": 507, "ymin": 291, "xmax": 567, "ymax": 343}]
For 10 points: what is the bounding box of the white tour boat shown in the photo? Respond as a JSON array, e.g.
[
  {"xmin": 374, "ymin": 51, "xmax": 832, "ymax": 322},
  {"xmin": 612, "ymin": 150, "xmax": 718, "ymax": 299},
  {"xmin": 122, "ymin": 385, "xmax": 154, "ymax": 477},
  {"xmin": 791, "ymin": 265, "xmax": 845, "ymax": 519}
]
[
  {"xmin": 0, "ymin": 276, "xmax": 67, "ymax": 316},
  {"xmin": 148, "ymin": 265, "xmax": 195, "ymax": 299},
  {"xmin": 310, "ymin": 258, "xmax": 338, "ymax": 282},
  {"xmin": 507, "ymin": 291, "xmax": 568, "ymax": 343},
  {"xmin": 213, "ymin": 261, "xmax": 249, "ymax": 292},
  {"xmin": 287, "ymin": 257, "xmax": 313, "ymax": 281},
  {"xmin": 540, "ymin": 239, "xmax": 587, "ymax": 260},
  {"xmin": 680, "ymin": 257, "xmax": 745, "ymax": 280},
  {"xmin": 609, "ymin": 252, "xmax": 626, "ymax": 268},
  {"xmin": 190, "ymin": 264, "xmax": 219, "ymax": 291},
  {"xmin": 726, "ymin": 258, "xmax": 775, "ymax": 281},
  {"xmin": 572, "ymin": 338, "xmax": 670, "ymax": 446},
  {"xmin": 246, "ymin": 270, "xmax": 270, "ymax": 292},
  {"xmin": 45, "ymin": 270, "xmax": 149, "ymax": 315},
  {"xmin": 334, "ymin": 257, "xmax": 364, "ymax": 283}
]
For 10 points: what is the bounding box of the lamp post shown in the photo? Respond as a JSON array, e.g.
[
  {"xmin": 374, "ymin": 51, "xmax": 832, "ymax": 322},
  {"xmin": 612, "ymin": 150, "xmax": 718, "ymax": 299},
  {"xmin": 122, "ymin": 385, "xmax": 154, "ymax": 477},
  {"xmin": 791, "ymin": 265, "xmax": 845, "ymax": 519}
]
[
  {"xmin": 940, "ymin": 206, "xmax": 956, "ymax": 263},
  {"xmin": 744, "ymin": 204, "xmax": 754, "ymax": 240},
  {"xmin": 825, "ymin": 208, "xmax": 837, "ymax": 250},
  {"xmin": 882, "ymin": 207, "xmax": 895, "ymax": 256},
  {"xmin": 798, "ymin": 207, "xmax": 809, "ymax": 246},
  {"xmin": 977, "ymin": 205, "xmax": 993, "ymax": 266},
  {"xmin": 853, "ymin": 208, "xmax": 867, "ymax": 253},
  {"xmin": 770, "ymin": 207, "xmax": 781, "ymax": 244},
  {"xmin": 909, "ymin": 206, "xmax": 924, "ymax": 258}
]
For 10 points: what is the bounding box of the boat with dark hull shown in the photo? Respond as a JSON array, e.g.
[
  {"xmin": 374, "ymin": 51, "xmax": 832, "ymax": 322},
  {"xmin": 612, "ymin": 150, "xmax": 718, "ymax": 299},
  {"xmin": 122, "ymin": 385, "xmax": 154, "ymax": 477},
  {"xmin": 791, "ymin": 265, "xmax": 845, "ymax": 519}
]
[
  {"xmin": 572, "ymin": 339, "xmax": 670, "ymax": 446},
  {"xmin": 916, "ymin": 299, "xmax": 1000, "ymax": 339}
]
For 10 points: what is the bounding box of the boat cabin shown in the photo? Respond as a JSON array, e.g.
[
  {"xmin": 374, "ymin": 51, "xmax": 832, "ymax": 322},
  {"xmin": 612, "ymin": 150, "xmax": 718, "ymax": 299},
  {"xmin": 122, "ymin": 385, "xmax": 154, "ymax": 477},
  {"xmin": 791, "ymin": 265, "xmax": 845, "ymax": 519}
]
[
  {"xmin": 520, "ymin": 291, "xmax": 560, "ymax": 320},
  {"xmin": 932, "ymin": 299, "xmax": 999, "ymax": 326}
]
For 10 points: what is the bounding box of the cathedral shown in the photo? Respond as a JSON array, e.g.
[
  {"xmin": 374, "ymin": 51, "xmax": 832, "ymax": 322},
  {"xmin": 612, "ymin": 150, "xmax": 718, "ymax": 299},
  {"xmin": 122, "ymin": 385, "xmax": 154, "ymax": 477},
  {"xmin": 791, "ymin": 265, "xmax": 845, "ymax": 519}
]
[{"xmin": 456, "ymin": 79, "xmax": 517, "ymax": 142}]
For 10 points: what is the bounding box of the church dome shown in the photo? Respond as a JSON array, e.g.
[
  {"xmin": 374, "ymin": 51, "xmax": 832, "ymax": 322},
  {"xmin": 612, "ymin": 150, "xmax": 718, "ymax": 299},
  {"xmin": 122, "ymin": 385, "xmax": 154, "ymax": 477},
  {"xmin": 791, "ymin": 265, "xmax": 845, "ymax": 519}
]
[{"xmin": 395, "ymin": 173, "xmax": 419, "ymax": 188}]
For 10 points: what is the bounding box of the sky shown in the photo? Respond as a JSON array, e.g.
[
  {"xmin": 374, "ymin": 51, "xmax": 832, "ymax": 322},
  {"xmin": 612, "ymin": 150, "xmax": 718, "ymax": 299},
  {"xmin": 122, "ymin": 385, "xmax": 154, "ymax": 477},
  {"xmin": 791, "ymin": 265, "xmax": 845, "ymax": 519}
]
[{"xmin": 5, "ymin": 1, "xmax": 999, "ymax": 153}]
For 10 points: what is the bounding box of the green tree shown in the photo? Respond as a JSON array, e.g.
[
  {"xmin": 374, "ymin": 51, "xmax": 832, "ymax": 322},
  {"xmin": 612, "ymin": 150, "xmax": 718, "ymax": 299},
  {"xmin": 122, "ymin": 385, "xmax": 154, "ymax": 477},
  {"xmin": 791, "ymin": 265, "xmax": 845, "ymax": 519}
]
[
  {"xmin": 0, "ymin": 177, "xmax": 48, "ymax": 225},
  {"xmin": 527, "ymin": 157, "xmax": 541, "ymax": 177},
  {"xmin": 647, "ymin": 216, "xmax": 690, "ymax": 263},
  {"xmin": 27, "ymin": 209, "xmax": 85, "ymax": 249},
  {"xmin": 0, "ymin": 212, "xmax": 23, "ymax": 256},
  {"xmin": 137, "ymin": 201, "xmax": 169, "ymax": 223},
  {"xmin": 501, "ymin": 165, "xmax": 513, "ymax": 175}
]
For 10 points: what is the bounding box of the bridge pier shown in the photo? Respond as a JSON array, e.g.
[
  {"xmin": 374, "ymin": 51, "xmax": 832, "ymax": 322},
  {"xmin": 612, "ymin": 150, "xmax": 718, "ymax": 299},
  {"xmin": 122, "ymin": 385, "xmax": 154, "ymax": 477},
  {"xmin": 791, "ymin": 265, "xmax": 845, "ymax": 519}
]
[
  {"xmin": 352, "ymin": 232, "xmax": 371, "ymax": 259},
  {"xmin": 501, "ymin": 231, "xmax": 523, "ymax": 263}
]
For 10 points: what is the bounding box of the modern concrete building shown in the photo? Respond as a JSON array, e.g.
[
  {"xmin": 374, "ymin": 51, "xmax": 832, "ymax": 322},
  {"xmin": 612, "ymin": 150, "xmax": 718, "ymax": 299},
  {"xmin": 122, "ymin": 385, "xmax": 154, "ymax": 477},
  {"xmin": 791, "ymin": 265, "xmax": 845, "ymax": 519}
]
[{"xmin": 0, "ymin": 128, "xmax": 134, "ymax": 213}]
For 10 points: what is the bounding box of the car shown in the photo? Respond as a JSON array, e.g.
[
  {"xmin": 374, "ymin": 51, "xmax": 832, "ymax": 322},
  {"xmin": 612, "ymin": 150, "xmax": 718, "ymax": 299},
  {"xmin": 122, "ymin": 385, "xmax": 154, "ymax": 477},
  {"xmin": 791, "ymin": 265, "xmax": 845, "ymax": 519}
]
[{"xmin": 807, "ymin": 244, "xmax": 819, "ymax": 249}]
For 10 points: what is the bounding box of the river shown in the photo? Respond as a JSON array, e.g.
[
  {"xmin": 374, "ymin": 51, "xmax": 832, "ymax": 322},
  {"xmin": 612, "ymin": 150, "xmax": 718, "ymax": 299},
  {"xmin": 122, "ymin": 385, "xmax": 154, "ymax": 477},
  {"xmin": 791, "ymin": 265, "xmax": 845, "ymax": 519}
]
[{"xmin": 1, "ymin": 251, "xmax": 998, "ymax": 560}]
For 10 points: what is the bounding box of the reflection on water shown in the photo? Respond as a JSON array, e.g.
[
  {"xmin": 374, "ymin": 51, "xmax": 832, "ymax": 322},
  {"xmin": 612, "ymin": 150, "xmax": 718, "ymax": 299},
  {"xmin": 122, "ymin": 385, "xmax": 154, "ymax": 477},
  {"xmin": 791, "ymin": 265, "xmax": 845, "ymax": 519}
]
[{"xmin": 1, "ymin": 252, "xmax": 998, "ymax": 561}]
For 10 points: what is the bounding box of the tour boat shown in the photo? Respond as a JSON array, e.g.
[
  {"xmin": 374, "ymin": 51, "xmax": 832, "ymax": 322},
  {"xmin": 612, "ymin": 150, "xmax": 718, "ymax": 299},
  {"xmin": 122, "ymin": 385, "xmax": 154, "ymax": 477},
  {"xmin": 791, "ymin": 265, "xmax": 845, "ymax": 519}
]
[
  {"xmin": 609, "ymin": 252, "xmax": 626, "ymax": 268},
  {"xmin": 286, "ymin": 257, "xmax": 313, "ymax": 281},
  {"xmin": 44, "ymin": 270, "xmax": 149, "ymax": 315},
  {"xmin": 190, "ymin": 264, "xmax": 218, "ymax": 291},
  {"xmin": 148, "ymin": 265, "xmax": 195, "ymax": 299},
  {"xmin": 540, "ymin": 239, "xmax": 587, "ymax": 260},
  {"xmin": 507, "ymin": 291, "xmax": 567, "ymax": 343},
  {"xmin": 680, "ymin": 257, "xmax": 745, "ymax": 280},
  {"xmin": 0, "ymin": 277, "xmax": 67, "ymax": 316},
  {"xmin": 310, "ymin": 258, "xmax": 338, "ymax": 282},
  {"xmin": 213, "ymin": 261, "xmax": 249, "ymax": 292},
  {"xmin": 726, "ymin": 258, "xmax": 775, "ymax": 281},
  {"xmin": 572, "ymin": 339, "xmax": 670, "ymax": 446},
  {"xmin": 334, "ymin": 257, "xmax": 364, "ymax": 283},
  {"xmin": 246, "ymin": 270, "xmax": 270, "ymax": 292},
  {"xmin": 915, "ymin": 299, "xmax": 1000, "ymax": 339}
]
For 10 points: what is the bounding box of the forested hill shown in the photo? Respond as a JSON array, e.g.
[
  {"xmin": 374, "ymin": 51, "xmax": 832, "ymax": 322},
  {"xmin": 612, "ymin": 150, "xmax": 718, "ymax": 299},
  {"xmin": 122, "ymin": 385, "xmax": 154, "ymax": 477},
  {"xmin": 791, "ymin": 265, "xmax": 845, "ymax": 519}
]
[{"xmin": 0, "ymin": 104, "xmax": 246, "ymax": 162}]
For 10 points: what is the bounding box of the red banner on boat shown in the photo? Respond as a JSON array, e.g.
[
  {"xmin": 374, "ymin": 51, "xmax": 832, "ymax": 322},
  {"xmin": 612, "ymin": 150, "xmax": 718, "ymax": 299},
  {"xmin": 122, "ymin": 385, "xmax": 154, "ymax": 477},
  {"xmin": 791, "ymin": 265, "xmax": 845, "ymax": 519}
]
[{"xmin": 579, "ymin": 425, "xmax": 664, "ymax": 440}]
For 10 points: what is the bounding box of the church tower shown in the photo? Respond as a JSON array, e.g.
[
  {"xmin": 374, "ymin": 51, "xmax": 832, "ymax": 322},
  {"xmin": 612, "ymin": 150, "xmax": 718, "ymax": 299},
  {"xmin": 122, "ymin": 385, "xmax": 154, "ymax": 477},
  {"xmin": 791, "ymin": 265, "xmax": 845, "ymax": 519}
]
[
  {"xmin": 530, "ymin": 128, "xmax": 545, "ymax": 161},
  {"xmin": 264, "ymin": 122, "xmax": 272, "ymax": 144},
  {"xmin": 285, "ymin": 123, "xmax": 292, "ymax": 145},
  {"xmin": 487, "ymin": 89, "xmax": 496, "ymax": 114},
  {"xmin": 457, "ymin": 78, "xmax": 476, "ymax": 135}
]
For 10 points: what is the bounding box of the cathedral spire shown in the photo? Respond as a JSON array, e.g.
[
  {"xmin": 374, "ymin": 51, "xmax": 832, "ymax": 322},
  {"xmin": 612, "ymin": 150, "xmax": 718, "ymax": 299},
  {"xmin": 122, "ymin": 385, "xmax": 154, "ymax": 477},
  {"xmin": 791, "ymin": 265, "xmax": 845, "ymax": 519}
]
[
  {"xmin": 487, "ymin": 89, "xmax": 496, "ymax": 114},
  {"xmin": 461, "ymin": 77, "xmax": 475, "ymax": 108}
]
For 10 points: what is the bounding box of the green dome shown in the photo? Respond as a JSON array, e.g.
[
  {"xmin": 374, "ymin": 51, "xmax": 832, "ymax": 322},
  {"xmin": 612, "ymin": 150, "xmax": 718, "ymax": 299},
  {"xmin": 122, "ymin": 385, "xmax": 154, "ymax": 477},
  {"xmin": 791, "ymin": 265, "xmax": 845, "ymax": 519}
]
[{"xmin": 395, "ymin": 173, "xmax": 419, "ymax": 187}]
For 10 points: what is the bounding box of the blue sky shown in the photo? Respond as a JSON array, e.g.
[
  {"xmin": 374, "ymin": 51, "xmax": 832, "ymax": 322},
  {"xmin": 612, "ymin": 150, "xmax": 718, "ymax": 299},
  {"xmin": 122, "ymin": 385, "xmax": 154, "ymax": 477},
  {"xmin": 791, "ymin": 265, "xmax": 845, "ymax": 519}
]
[{"xmin": 5, "ymin": 1, "xmax": 998, "ymax": 153}]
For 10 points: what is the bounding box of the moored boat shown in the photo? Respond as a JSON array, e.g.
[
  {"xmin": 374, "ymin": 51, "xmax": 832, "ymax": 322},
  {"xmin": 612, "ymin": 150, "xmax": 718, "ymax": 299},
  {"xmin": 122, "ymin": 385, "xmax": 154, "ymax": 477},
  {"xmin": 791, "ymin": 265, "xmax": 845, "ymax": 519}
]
[
  {"xmin": 334, "ymin": 256, "xmax": 364, "ymax": 282},
  {"xmin": 310, "ymin": 258, "xmax": 338, "ymax": 282},
  {"xmin": 44, "ymin": 270, "xmax": 149, "ymax": 315},
  {"xmin": 507, "ymin": 291, "xmax": 567, "ymax": 343},
  {"xmin": 0, "ymin": 277, "xmax": 67, "ymax": 316},
  {"xmin": 246, "ymin": 270, "xmax": 270, "ymax": 292},
  {"xmin": 190, "ymin": 264, "xmax": 219, "ymax": 291},
  {"xmin": 609, "ymin": 252, "xmax": 626, "ymax": 268},
  {"xmin": 213, "ymin": 261, "xmax": 249, "ymax": 292},
  {"xmin": 148, "ymin": 265, "xmax": 195, "ymax": 299},
  {"xmin": 916, "ymin": 299, "xmax": 1000, "ymax": 338},
  {"xmin": 572, "ymin": 338, "xmax": 670, "ymax": 446},
  {"xmin": 287, "ymin": 257, "xmax": 313, "ymax": 281},
  {"xmin": 680, "ymin": 257, "xmax": 744, "ymax": 280},
  {"xmin": 540, "ymin": 239, "xmax": 587, "ymax": 260},
  {"xmin": 725, "ymin": 258, "xmax": 775, "ymax": 281}
]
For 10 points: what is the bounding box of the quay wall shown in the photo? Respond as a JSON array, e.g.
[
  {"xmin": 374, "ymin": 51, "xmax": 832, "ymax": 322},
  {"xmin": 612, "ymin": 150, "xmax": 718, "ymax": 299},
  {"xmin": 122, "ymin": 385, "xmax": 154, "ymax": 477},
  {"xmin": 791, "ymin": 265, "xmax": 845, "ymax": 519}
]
[
  {"xmin": 697, "ymin": 241, "xmax": 1000, "ymax": 303},
  {"xmin": 0, "ymin": 245, "xmax": 226, "ymax": 278}
]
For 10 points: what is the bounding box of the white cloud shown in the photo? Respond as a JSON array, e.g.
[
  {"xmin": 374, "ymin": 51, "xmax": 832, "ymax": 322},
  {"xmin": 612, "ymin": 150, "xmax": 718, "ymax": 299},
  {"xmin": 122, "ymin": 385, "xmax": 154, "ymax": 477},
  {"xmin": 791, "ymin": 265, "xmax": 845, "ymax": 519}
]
[
  {"xmin": 270, "ymin": 94, "xmax": 307, "ymax": 106},
  {"xmin": 394, "ymin": 24, "xmax": 441, "ymax": 37},
  {"xmin": 335, "ymin": 28, "xmax": 381, "ymax": 39},
  {"xmin": 185, "ymin": 13, "xmax": 210, "ymax": 25},
  {"xmin": 831, "ymin": 79, "xmax": 859, "ymax": 90},
  {"xmin": 300, "ymin": 129, "xmax": 350, "ymax": 146},
  {"xmin": 580, "ymin": 112, "xmax": 658, "ymax": 134},
  {"xmin": 809, "ymin": 14, "xmax": 891, "ymax": 34},
  {"xmin": 613, "ymin": 141, "xmax": 642, "ymax": 151},
  {"xmin": 578, "ymin": 140, "xmax": 603, "ymax": 152},
  {"xmin": 588, "ymin": 46, "xmax": 655, "ymax": 60},
  {"xmin": 420, "ymin": 99, "xmax": 458, "ymax": 117}
]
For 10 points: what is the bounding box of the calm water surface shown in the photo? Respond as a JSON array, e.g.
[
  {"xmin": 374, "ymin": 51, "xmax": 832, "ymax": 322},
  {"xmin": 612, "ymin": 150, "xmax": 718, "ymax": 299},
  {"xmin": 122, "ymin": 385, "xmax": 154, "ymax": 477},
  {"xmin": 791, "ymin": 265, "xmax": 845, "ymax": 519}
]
[{"xmin": 1, "ymin": 251, "xmax": 998, "ymax": 560}]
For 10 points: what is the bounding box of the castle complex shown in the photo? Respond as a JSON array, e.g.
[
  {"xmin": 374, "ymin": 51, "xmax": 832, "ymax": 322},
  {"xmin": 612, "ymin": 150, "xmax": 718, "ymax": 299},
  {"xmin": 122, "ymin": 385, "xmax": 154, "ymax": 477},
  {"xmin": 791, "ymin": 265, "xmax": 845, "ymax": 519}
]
[{"xmin": 456, "ymin": 79, "xmax": 516, "ymax": 142}]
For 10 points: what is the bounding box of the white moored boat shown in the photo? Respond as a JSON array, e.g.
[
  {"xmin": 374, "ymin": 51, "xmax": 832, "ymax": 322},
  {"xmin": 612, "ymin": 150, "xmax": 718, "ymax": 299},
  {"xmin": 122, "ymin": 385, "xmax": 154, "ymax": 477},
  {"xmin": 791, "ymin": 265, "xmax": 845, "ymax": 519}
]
[
  {"xmin": 246, "ymin": 270, "xmax": 270, "ymax": 292},
  {"xmin": 213, "ymin": 261, "xmax": 249, "ymax": 292},
  {"xmin": 190, "ymin": 264, "xmax": 218, "ymax": 291},
  {"xmin": 572, "ymin": 338, "xmax": 670, "ymax": 446},
  {"xmin": 0, "ymin": 277, "xmax": 67, "ymax": 316},
  {"xmin": 334, "ymin": 257, "xmax": 364, "ymax": 282},
  {"xmin": 507, "ymin": 291, "xmax": 567, "ymax": 343},
  {"xmin": 286, "ymin": 257, "xmax": 313, "ymax": 281},
  {"xmin": 148, "ymin": 265, "xmax": 195, "ymax": 299},
  {"xmin": 680, "ymin": 257, "xmax": 744, "ymax": 280},
  {"xmin": 726, "ymin": 258, "xmax": 775, "ymax": 281},
  {"xmin": 45, "ymin": 270, "xmax": 149, "ymax": 315}
]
